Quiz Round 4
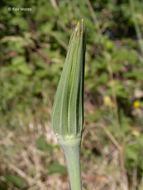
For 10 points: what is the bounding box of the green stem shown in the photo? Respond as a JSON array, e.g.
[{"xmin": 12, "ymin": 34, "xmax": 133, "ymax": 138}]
[{"xmin": 58, "ymin": 135, "xmax": 82, "ymax": 190}]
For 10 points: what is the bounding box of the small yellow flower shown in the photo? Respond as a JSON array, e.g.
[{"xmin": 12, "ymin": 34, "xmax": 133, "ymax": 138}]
[
  {"xmin": 131, "ymin": 130, "xmax": 140, "ymax": 137},
  {"xmin": 133, "ymin": 101, "xmax": 140, "ymax": 108},
  {"xmin": 71, "ymin": 19, "xmax": 78, "ymax": 26},
  {"xmin": 104, "ymin": 96, "xmax": 114, "ymax": 107},
  {"xmin": 130, "ymin": 127, "xmax": 140, "ymax": 137}
]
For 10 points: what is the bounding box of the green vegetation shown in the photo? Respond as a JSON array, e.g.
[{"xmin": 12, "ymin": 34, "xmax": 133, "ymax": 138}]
[{"xmin": 0, "ymin": 0, "xmax": 143, "ymax": 189}]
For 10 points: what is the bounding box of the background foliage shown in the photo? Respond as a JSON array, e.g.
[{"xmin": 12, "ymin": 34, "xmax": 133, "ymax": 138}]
[{"xmin": 0, "ymin": 0, "xmax": 143, "ymax": 189}]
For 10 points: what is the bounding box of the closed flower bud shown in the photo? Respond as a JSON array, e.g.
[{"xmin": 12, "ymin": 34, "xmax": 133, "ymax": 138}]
[{"xmin": 52, "ymin": 20, "xmax": 85, "ymax": 139}]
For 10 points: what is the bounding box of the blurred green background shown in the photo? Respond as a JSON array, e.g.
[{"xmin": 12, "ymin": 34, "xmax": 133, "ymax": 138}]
[{"xmin": 0, "ymin": 0, "xmax": 143, "ymax": 189}]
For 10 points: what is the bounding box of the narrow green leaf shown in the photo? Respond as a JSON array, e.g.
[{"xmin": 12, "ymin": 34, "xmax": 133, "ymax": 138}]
[
  {"xmin": 5, "ymin": 174, "xmax": 26, "ymax": 188},
  {"xmin": 36, "ymin": 136, "xmax": 53, "ymax": 152},
  {"xmin": 47, "ymin": 162, "xmax": 66, "ymax": 174}
]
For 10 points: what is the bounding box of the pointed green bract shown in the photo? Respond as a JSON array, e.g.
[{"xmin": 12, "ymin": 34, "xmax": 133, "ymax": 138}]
[{"xmin": 52, "ymin": 20, "xmax": 85, "ymax": 137}]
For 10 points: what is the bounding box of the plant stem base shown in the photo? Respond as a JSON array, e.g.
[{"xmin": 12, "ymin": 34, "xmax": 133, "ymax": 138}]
[{"xmin": 57, "ymin": 135, "xmax": 82, "ymax": 190}]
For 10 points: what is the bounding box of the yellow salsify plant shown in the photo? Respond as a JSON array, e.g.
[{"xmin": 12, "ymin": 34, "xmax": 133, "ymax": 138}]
[{"xmin": 52, "ymin": 20, "xmax": 86, "ymax": 190}]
